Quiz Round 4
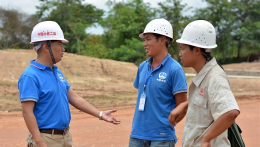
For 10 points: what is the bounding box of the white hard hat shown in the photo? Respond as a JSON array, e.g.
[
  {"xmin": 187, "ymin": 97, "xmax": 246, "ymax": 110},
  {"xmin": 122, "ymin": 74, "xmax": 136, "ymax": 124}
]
[
  {"xmin": 30, "ymin": 21, "xmax": 69, "ymax": 44},
  {"xmin": 176, "ymin": 20, "xmax": 217, "ymax": 49},
  {"xmin": 139, "ymin": 18, "xmax": 173, "ymax": 40}
]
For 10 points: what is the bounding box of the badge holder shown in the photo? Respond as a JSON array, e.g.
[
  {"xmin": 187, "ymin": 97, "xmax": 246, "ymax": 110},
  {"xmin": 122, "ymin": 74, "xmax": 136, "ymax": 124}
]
[{"xmin": 138, "ymin": 92, "xmax": 146, "ymax": 111}]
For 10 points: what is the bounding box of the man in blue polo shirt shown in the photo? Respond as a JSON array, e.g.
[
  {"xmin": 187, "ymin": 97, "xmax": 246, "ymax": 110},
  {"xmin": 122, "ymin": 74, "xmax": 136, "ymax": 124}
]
[
  {"xmin": 18, "ymin": 21, "xmax": 120, "ymax": 147},
  {"xmin": 129, "ymin": 19, "xmax": 188, "ymax": 147}
]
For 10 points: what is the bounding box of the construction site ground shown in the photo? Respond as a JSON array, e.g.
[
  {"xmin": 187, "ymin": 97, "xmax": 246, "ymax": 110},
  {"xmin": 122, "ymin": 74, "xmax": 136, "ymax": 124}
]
[{"xmin": 0, "ymin": 49, "xmax": 259, "ymax": 147}]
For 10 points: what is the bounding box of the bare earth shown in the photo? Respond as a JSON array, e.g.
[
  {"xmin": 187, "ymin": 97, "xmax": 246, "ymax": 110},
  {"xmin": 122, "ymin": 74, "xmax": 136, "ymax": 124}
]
[
  {"xmin": 0, "ymin": 98, "xmax": 259, "ymax": 147},
  {"xmin": 0, "ymin": 49, "xmax": 260, "ymax": 146}
]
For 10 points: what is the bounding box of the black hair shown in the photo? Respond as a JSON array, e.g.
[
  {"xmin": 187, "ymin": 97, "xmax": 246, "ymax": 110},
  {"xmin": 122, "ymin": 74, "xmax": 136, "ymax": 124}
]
[
  {"xmin": 152, "ymin": 33, "xmax": 173, "ymax": 49},
  {"xmin": 189, "ymin": 45, "xmax": 224, "ymax": 70}
]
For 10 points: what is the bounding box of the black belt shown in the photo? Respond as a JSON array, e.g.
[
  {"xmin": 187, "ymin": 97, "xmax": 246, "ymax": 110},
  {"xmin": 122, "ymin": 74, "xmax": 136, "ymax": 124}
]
[{"xmin": 39, "ymin": 126, "xmax": 69, "ymax": 135}]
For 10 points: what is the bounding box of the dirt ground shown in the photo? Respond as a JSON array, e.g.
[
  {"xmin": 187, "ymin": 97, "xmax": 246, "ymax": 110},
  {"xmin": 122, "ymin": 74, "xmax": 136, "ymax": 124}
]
[
  {"xmin": 0, "ymin": 98, "xmax": 259, "ymax": 147},
  {"xmin": 0, "ymin": 49, "xmax": 259, "ymax": 146}
]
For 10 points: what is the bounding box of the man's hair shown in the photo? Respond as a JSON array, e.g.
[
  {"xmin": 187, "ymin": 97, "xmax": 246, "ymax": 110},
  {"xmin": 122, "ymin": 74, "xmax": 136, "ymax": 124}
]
[
  {"xmin": 152, "ymin": 33, "xmax": 173, "ymax": 49},
  {"xmin": 189, "ymin": 45, "xmax": 212, "ymax": 62}
]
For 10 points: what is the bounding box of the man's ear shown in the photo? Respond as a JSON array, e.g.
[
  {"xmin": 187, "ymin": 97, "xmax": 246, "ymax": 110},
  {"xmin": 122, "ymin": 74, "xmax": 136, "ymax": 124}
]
[
  {"xmin": 193, "ymin": 47, "xmax": 202, "ymax": 56},
  {"xmin": 160, "ymin": 36, "xmax": 166, "ymax": 45},
  {"xmin": 42, "ymin": 43, "xmax": 49, "ymax": 53}
]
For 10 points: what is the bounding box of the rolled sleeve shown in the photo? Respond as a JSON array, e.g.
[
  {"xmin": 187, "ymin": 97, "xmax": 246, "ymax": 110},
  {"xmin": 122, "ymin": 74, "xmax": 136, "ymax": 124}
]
[{"xmin": 208, "ymin": 75, "xmax": 240, "ymax": 121}]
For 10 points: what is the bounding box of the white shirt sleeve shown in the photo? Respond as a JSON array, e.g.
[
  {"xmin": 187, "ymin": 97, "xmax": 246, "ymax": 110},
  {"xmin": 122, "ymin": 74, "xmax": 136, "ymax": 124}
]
[{"xmin": 208, "ymin": 75, "xmax": 240, "ymax": 121}]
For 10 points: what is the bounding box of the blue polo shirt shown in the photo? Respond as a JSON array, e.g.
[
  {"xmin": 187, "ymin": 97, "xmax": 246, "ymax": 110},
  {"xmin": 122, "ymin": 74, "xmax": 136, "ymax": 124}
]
[
  {"xmin": 18, "ymin": 60, "xmax": 71, "ymax": 130},
  {"xmin": 130, "ymin": 54, "xmax": 187, "ymax": 141}
]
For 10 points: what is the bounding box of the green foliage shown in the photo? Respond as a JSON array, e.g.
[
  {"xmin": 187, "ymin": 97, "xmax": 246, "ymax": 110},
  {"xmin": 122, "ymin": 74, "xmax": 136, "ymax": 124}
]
[
  {"xmin": 1, "ymin": 0, "xmax": 259, "ymax": 63},
  {"xmin": 0, "ymin": 7, "xmax": 38, "ymax": 49},
  {"xmin": 193, "ymin": 0, "xmax": 236, "ymax": 60},
  {"xmin": 232, "ymin": 0, "xmax": 260, "ymax": 60},
  {"xmin": 80, "ymin": 35, "xmax": 109, "ymax": 58},
  {"xmin": 100, "ymin": 0, "xmax": 156, "ymax": 49},
  {"xmin": 109, "ymin": 38, "xmax": 146, "ymax": 64},
  {"xmin": 193, "ymin": 0, "xmax": 260, "ymax": 62},
  {"xmin": 157, "ymin": 0, "xmax": 190, "ymax": 60},
  {"xmin": 36, "ymin": 0, "xmax": 104, "ymax": 53}
]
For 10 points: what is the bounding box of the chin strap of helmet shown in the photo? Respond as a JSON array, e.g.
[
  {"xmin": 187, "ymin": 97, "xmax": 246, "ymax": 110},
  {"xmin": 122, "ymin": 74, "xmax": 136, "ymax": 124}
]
[{"xmin": 46, "ymin": 41, "xmax": 56, "ymax": 64}]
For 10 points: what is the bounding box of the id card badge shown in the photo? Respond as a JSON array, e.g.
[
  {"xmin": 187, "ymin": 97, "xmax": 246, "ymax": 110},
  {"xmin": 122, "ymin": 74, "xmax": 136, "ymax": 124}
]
[{"xmin": 138, "ymin": 93, "xmax": 146, "ymax": 111}]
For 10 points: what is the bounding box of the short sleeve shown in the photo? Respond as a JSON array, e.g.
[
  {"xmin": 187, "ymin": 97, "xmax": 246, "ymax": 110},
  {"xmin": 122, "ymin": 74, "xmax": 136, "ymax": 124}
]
[
  {"xmin": 208, "ymin": 75, "xmax": 240, "ymax": 121},
  {"xmin": 133, "ymin": 62, "xmax": 145, "ymax": 89},
  {"xmin": 171, "ymin": 68, "xmax": 188, "ymax": 95},
  {"xmin": 18, "ymin": 75, "xmax": 39, "ymax": 102},
  {"xmin": 133, "ymin": 69, "xmax": 140, "ymax": 89},
  {"xmin": 64, "ymin": 79, "xmax": 70, "ymax": 89}
]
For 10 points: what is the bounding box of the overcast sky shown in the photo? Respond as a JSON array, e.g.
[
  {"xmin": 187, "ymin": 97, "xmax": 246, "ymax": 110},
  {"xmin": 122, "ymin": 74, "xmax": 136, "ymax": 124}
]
[{"xmin": 0, "ymin": 0, "xmax": 206, "ymax": 34}]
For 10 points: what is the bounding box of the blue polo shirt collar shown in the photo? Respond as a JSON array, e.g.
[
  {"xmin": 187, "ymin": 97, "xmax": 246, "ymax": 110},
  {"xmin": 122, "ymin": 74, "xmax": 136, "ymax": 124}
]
[
  {"xmin": 30, "ymin": 60, "xmax": 57, "ymax": 70},
  {"xmin": 147, "ymin": 53, "xmax": 171, "ymax": 66}
]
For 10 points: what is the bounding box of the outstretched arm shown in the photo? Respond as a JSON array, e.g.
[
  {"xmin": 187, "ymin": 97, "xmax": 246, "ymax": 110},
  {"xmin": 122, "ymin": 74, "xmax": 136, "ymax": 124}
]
[{"xmin": 68, "ymin": 89, "xmax": 120, "ymax": 124}]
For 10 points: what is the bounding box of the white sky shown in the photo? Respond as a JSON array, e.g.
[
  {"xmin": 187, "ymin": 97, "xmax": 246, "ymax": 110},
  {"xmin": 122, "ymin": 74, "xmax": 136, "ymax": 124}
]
[{"xmin": 0, "ymin": 0, "xmax": 206, "ymax": 34}]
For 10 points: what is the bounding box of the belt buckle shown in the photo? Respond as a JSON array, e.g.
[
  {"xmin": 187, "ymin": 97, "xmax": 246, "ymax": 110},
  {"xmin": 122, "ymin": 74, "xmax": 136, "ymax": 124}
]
[{"xmin": 63, "ymin": 126, "xmax": 69, "ymax": 135}]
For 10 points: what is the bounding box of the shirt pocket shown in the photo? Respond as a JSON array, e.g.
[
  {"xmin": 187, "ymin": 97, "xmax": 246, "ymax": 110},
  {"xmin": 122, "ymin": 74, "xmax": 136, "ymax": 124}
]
[{"xmin": 192, "ymin": 94, "xmax": 208, "ymax": 109}]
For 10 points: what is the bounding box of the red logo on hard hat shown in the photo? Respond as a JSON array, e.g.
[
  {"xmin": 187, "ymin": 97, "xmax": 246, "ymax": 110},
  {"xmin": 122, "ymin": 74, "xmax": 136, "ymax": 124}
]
[{"xmin": 38, "ymin": 31, "xmax": 57, "ymax": 37}]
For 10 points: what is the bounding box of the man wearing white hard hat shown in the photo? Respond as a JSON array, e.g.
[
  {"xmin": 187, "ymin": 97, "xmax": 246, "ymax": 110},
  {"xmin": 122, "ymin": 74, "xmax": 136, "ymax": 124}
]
[
  {"xmin": 18, "ymin": 21, "xmax": 120, "ymax": 147},
  {"xmin": 175, "ymin": 20, "xmax": 240, "ymax": 147},
  {"xmin": 129, "ymin": 19, "xmax": 188, "ymax": 147}
]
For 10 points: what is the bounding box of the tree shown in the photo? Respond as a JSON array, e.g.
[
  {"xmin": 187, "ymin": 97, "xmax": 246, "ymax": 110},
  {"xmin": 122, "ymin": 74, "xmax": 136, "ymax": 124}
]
[
  {"xmin": 36, "ymin": 0, "xmax": 104, "ymax": 53},
  {"xmin": 100, "ymin": 0, "xmax": 156, "ymax": 49},
  {"xmin": 194, "ymin": 0, "xmax": 260, "ymax": 62},
  {"xmin": 232, "ymin": 0, "xmax": 260, "ymax": 60},
  {"xmin": 0, "ymin": 7, "xmax": 38, "ymax": 49},
  {"xmin": 109, "ymin": 38, "xmax": 146, "ymax": 64},
  {"xmin": 157, "ymin": 0, "xmax": 191, "ymax": 60},
  {"xmin": 80, "ymin": 34, "xmax": 109, "ymax": 58},
  {"xmin": 194, "ymin": 0, "xmax": 236, "ymax": 60}
]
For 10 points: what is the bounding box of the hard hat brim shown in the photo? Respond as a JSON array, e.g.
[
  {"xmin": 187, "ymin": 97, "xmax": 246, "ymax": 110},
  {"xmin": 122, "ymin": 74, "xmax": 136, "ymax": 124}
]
[
  {"xmin": 139, "ymin": 32, "xmax": 173, "ymax": 40},
  {"xmin": 30, "ymin": 39, "xmax": 69, "ymax": 44},
  {"xmin": 139, "ymin": 33, "xmax": 144, "ymax": 39},
  {"xmin": 176, "ymin": 39, "xmax": 217, "ymax": 49}
]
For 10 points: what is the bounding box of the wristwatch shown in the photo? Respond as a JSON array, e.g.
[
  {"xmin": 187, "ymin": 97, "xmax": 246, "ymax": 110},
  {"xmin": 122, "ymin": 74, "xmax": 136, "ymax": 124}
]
[{"xmin": 99, "ymin": 111, "xmax": 103, "ymax": 120}]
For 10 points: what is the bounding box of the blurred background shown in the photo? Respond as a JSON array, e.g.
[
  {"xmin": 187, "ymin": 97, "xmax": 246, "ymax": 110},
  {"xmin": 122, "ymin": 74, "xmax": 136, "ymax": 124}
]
[{"xmin": 0, "ymin": 0, "xmax": 259, "ymax": 65}]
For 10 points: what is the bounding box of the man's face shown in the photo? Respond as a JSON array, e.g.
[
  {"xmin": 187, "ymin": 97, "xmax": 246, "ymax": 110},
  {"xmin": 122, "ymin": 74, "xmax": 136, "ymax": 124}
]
[
  {"xmin": 143, "ymin": 33, "xmax": 162, "ymax": 57},
  {"xmin": 178, "ymin": 44, "xmax": 195, "ymax": 67},
  {"xmin": 50, "ymin": 41, "xmax": 65, "ymax": 63}
]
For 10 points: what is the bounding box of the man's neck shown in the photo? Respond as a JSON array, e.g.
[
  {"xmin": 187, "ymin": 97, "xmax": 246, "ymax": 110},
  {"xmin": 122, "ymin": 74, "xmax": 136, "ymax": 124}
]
[
  {"xmin": 36, "ymin": 56, "xmax": 54, "ymax": 68},
  {"xmin": 192, "ymin": 58, "xmax": 207, "ymax": 73},
  {"xmin": 151, "ymin": 51, "xmax": 168, "ymax": 69}
]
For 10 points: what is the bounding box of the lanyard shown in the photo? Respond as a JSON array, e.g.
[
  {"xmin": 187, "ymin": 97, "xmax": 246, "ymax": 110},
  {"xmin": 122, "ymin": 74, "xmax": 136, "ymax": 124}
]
[
  {"xmin": 143, "ymin": 54, "xmax": 170, "ymax": 91},
  {"xmin": 143, "ymin": 67, "xmax": 151, "ymax": 90}
]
